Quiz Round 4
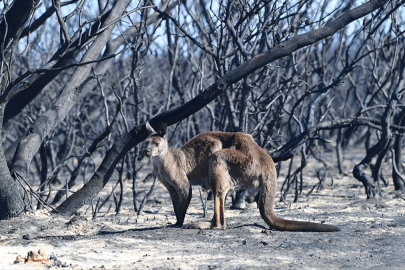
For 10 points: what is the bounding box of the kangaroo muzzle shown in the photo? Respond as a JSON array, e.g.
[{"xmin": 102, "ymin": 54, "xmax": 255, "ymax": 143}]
[{"xmin": 144, "ymin": 149, "xmax": 152, "ymax": 158}]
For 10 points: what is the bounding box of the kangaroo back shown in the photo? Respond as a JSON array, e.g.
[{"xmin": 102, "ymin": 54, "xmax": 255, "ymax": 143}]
[{"xmin": 180, "ymin": 132, "xmax": 245, "ymax": 189}]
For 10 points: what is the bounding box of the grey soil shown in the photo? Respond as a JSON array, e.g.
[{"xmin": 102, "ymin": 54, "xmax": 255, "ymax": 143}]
[{"xmin": 1, "ymin": 152, "xmax": 405, "ymax": 269}]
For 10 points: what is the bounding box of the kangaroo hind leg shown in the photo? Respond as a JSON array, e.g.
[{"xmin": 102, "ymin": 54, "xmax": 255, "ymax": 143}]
[{"xmin": 209, "ymin": 153, "xmax": 232, "ymax": 229}]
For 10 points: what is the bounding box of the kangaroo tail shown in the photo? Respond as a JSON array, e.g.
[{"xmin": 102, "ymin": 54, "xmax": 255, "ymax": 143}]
[
  {"xmin": 260, "ymin": 210, "xmax": 341, "ymax": 232},
  {"xmin": 259, "ymin": 174, "xmax": 340, "ymax": 232}
]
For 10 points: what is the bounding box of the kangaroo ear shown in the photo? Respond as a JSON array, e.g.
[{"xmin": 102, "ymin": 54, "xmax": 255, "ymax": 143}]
[
  {"xmin": 158, "ymin": 123, "xmax": 167, "ymax": 137},
  {"xmin": 146, "ymin": 121, "xmax": 157, "ymax": 135}
]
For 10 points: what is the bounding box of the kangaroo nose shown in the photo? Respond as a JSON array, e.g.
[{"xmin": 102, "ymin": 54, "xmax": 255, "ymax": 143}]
[{"xmin": 144, "ymin": 149, "xmax": 151, "ymax": 157}]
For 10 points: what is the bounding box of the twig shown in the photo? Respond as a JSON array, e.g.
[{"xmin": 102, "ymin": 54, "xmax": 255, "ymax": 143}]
[
  {"xmin": 92, "ymin": 197, "xmax": 101, "ymax": 220},
  {"xmin": 13, "ymin": 172, "xmax": 58, "ymax": 213},
  {"xmin": 138, "ymin": 175, "xmax": 158, "ymax": 216}
]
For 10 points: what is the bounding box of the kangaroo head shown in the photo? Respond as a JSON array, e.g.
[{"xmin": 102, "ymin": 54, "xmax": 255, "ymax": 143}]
[{"xmin": 144, "ymin": 121, "xmax": 168, "ymax": 158}]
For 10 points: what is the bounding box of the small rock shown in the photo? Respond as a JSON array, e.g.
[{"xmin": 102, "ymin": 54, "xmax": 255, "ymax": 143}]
[
  {"xmin": 155, "ymin": 198, "xmax": 162, "ymax": 204},
  {"xmin": 27, "ymin": 250, "xmax": 48, "ymax": 262},
  {"xmin": 261, "ymin": 229, "xmax": 271, "ymax": 234},
  {"xmin": 38, "ymin": 248, "xmax": 46, "ymax": 256},
  {"xmin": 66, "ymin": 215, "xmax": 87, "ymax": 226},
  {"xmin": 16, "ymin": 249, "xmax": 49, "ymax": 264},
  {"xmin": 14, "ymin": 255, "xmax": 25, "ymax": 264},
  {"xmin": 62, "ymin": 235, "xmax": 76, "ymax": 240}
]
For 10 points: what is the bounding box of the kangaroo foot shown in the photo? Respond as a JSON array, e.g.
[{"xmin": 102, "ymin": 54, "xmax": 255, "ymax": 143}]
[
  {"xmin": 210, "ymin": 222, "xmax": 226, "ymax": 230},
  {"xmin": 230, "ymin": 201, "xmax": 246, "ymax": 210},
  {"xmin": 166, "ymin": 222, "xmax": 183, "ymax": 228},
  {"xmin": 182, "ymin": 221, "xmax": 218, "ymax": 230}
]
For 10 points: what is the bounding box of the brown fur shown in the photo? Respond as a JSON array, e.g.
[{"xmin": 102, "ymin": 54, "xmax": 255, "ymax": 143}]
[{"xmin": 144, "ymin": 124, "xmax": 340, "ymax": 232}]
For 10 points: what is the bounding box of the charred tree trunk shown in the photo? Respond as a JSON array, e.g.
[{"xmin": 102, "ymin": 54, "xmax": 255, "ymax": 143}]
[
  {"xmin": 353, "ymin": 51, "xmax": 405, "ymax": 198},
  {"xmin": 392, "ymin": 108, "xmax": 405, "ymax": 190},
  {"xmin": 336, "ymin": 129, "xmax": 345, "ymax": 175},
  {"xmin": 0, "ymin": 0, "xmax": 40, "ymax": 218},
  {"xmin": 0, "ymin": 104, "xmax": 29, "ymax": 219}
]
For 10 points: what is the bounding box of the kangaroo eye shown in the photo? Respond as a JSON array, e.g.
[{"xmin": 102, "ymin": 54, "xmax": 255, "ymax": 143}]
[{"xmin": 155, "ymin": 143, "xmax": 159, "ymax": 147}]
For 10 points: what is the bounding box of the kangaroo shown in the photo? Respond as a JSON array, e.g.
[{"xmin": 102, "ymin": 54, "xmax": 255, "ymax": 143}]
[{"xmin": 144, "ymin": 122, "xmax": 340, "ymax": 232}]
